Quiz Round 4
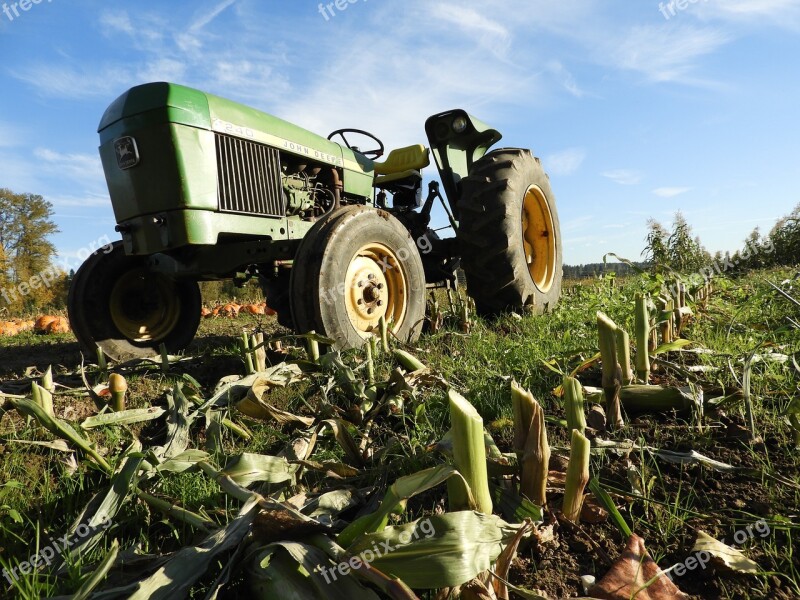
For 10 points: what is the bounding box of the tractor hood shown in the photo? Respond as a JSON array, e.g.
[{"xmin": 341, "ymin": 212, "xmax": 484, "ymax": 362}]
[{"xmin": 98, "ymin": 82, "xmax": 374, "ymax": 198}]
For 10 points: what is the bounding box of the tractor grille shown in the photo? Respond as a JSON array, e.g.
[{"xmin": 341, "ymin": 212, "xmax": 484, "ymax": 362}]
[{"xmin": 215, "ymin": 134, "xmax": 286, "ymax": 216}]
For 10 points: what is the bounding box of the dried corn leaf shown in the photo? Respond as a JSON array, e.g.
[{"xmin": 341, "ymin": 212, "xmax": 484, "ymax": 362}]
[{"xmin": 692, "ymin": 531, "xmax": 759, "ymax": 574}]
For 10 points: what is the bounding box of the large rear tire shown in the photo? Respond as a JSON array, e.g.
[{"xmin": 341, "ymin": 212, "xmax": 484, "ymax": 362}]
[
  {"xmin": 67, "ymin": 241, "xmax": 201, "ymax": 361},
  {"xmin": 458, "ymin": 148, "xmax": 562, "ymax": 315},
  {"xmin": 290, "ymin": 206, "xmax": 426, "ymax": 350}
]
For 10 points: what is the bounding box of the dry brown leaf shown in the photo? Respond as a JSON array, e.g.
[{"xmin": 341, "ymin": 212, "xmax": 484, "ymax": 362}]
[
  {"xmin": 547, "ymin": 470, "xmax": 567, "ymax": 487},
  {"xmin": 589, "ymin": 534, "xmax": 688, "ymax": 600},
  {"xmin": 492, "ymin": 519, "xmax": 534, "ymax": 599},
  {"xmin": 461, "ymin": 576, "xmax": 497, "ymax": 600},
  {"xmin": 580, "ymin": 495, "xmax": 609, "ymax": 524}
]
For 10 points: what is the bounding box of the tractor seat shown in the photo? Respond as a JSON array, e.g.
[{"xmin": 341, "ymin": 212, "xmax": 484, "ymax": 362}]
[{"xmin": 374, "ymin": 144, "xmax": 430, "ymax": 188}]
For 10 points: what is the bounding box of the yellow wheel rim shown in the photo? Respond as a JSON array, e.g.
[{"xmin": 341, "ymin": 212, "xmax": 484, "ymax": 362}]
[
  {"xmin": 109, "ymin": 268, "xmax": 181, "ymax": 343},
  {"xmin": 521, "ymin": 185, "xmax": 557, "ymax": 293},
  {"xmin": 344, "ymin": 243, "xmax": 409, "ymax": 338}
]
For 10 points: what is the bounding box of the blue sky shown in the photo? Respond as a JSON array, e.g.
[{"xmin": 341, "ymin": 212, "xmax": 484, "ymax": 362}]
[{"xmin": 1, "ymin": 0, "xmax": 799, "ymax": 267}]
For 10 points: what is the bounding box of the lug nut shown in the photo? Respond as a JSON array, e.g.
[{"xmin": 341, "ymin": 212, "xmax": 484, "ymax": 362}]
[
  {"xmin": 377, "ymin": 283, "xmax": 384, "ymax": 290},
  {"xmin": 357, "ymin": 280, "xmax": 364, "ymax": 288},
  {"xmin": 367, "ymin": 308, "xmax": 374, "ymax": 315},
  {"xmin": 377, "ymin": 300, "xmax": 383, "ymax": 307},
  {"xmin": 368, "ymin": 273, "xmax": 375, "ymax": 280}
]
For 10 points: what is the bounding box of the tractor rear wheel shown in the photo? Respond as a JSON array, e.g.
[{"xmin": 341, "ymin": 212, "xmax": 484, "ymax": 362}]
[
  {"xmin": 290, "ymin": 206, "xmax": 426, "ymax": 350},
  {"xmin": 458, "ymin": 148, "xmax": 562, "ymax": 315},
  {"xmin": 68, "ymin": 241, "xmax": 201, "ymax": 361}
]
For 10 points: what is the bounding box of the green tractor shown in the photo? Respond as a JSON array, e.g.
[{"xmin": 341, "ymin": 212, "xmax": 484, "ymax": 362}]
[{"xmin": 68, "ymin": 82, "xmax": 563, "ymax": 361}]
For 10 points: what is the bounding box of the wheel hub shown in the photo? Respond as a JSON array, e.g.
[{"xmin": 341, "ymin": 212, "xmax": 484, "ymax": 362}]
[
  {"xmin": 109, "ymin": 268, "xmax": 181, "ymax": 342},
  {"xmin": 344, "ymin": 243, "xmax": 408, "ymax": 337},
  {"xmin": 521, "ymin": 185, "xmax": 557, "ymax": 293}
]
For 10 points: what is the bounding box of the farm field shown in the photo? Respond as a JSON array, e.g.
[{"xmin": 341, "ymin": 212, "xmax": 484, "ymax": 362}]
[{"xmin": 0, "ymin": 269, "xmax": 798, "ymax": 600}]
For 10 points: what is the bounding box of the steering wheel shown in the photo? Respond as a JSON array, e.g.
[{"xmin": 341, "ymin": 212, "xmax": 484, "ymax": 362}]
[{"xmin": 327, "ymin": 129, "xmax": 385, "ymax": 160}]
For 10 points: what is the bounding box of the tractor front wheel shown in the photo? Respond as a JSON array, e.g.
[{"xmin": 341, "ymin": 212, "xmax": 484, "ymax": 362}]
[
  {"xmin": 68, "ymin": 241, "xmax": 201, "ymax": 361},
  {"xmin": 290, "ymin": 206, "xmax": 426, "ymax": 349},
  {"xmin": 458, "ymin": 148, "xmax": 563, "ymax": 315}
]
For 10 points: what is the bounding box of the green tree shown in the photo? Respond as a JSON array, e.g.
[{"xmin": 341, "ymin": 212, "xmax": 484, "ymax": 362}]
[{"xmin": 0, "ymin": 188, "xmax": 59, "ymax": 311}]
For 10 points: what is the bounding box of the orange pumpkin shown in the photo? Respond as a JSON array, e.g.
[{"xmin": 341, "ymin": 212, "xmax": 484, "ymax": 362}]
[
  {"xmin": 221, "ymin": 303, "xmax": 240, "ymax": 318},
  {"xmin": 35, "ymin": 315, "xmax": 59, "ymax": 333},
  {"xmin": 45, "ymin": 317, "xmax": 70, "ymax": 334}
]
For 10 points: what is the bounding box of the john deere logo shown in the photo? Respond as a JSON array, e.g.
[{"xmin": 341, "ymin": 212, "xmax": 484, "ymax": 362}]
[{"xmin": 114, "ymin": 137, "xmax": 139, "ymax": 170}]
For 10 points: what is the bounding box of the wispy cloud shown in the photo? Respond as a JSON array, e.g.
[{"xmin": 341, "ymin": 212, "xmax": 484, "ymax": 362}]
[
  {"xmin": 602, "ymin": 169, "xmax": 644, "ymax": 185},
  {"xmin": 426, "ymin": 4, "xmax": 511, "ymax": 56},
  {"xmin": 545, "ymin": 61, "xmax": 586, "ymax": 97},
  {"xmin": 604, "ymin": 24, "xmax": 730, "ymax": 84},
  {"xmin": 696, "ymin": 0, "xmax": 800, "ymax": 28},
  {"xmin": 33, "ymin": 148, "xmax": 105, "ymax": 190},
  {"xmin": 176, "ymin": 0, "xmax": 238, "ymax": 53},
  {"xmin": 544, "ymin": 148, "xmax": 586, "ymax": 176},
  {"xmin": 652, "ymin": 186, "xmax": 692, "ymax": 198}
]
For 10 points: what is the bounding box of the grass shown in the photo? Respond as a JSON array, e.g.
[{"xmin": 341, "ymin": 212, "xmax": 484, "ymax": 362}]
[{"xmin": 0, "ymin": 268, "xmax": 798, "ymax": 598}]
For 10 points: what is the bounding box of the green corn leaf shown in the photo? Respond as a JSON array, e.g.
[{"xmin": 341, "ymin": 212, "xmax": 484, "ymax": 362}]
[
  {"xmin": 11, "ymin": 398, "xmax": 112, "ymax": 473},
  {"xmin": 221, "ymin": 453, "xmax": 296, "ymax": 488},
  {"xmin": 346, "ymin": 511, "xmax": 525, "ymax": 589},
  {"xmin": 337, "ymin": 464, "xmax": 470, "ymax": 548},
  {"xmin": 81, "ymin": 407, "xmax": 166, "ymax": 429}
]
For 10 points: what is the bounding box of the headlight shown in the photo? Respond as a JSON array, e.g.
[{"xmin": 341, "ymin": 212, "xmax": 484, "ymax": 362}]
[{"xmin": 452, "ymin": 116, "xmax": 468, "ymax": 134}]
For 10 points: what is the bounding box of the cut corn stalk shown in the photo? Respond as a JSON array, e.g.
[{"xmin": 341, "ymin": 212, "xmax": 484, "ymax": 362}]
[
  {"xmin": 448, "ymin": 389, "xmax": 493, "ymax": 514},
  {"xmin": 42, "ymin": 365, "xmax": 55, "ymax": 393},
  {"xmin": 597, "ymin": 312, "xmax": 624, "ymax": 430},
  {"xmin": 365, "ymin": 341, "xmax": 375, "ymax": 385},
  {"xmin": 379, "ymin": 315, "xmax": 390, "ymax": 353},
  {"xmin": 242, "ymin": 332, "xmax": 255, "ymax": 374},
  {"xmin": 615, "ymin": 327, "xmax": 634, "ymax": 385},
  {"xmin": 159, "ymin": 342, "xmax": 170, "ymax": 374},
  {"xmin": 563, "ymin": 376, "xmax": 587, "ymax": 436},
  {"xmin": 108, "ymin": 373, "xmax": 127, "ymax": 412},
  {"xmin": 32, "ymin": 381, "xmax": 54, "ymax": 418},
  {"xmin": 252, "ymin": 332, "xmax": 267, "ymax": 371},
  {"xmin": 620, "ymin": 384, "xmax": 699, "ymax": 414},
  {"xmin": 562, "ymin": 429, "xmax": 591, "ymax": 523},
  {"xmin": 511, "ymin": 383, "xmax": 549, "ymax": 506},
  {"xmin": 307, "ymin": 330, "xmax": 321, "ymax": 363},
  {"xmin": 96, "ymin": 346, "xmax": 107, "ymax": 373},
  {"xmin": 394, "ymin": 349, "xmax": 426, "ymax": 372},
  {"xmin": 634, "ymin": 293, "xmax": 651, "ymax": 384},
  {"xmin": 136, "ymin": 489, "xmax": 215, "ymax": 530}
]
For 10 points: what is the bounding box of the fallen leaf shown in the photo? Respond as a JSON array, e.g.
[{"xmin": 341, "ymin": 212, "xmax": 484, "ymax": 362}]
[
  {"xmin": 589, "ymin": 534, "xmax": 688, "ymax": 599},
  {"xmin": 580, "ymin": 495, "xmax": 609, "ymax": 524},
  {"xmin": 692, "ymin": 531, "xmax": 759, "ymax": 574}
]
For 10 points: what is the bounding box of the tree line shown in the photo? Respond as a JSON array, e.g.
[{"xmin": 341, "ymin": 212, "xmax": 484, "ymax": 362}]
[{"xmin": 0, "ymin": 188, "xmax": 65, "ymax": 314}]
